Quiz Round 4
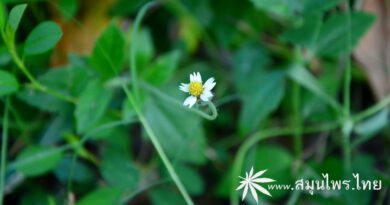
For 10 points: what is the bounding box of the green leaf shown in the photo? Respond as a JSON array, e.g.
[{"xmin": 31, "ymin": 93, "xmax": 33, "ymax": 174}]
[
  {"xmin": 13, "ymin": 146, "xmax": 63, "ymax": 177},
  {"xmin": 250, "ymin": 0, "xmax": 301, "ymax": 17},
  {"xmin": 58, "ymin": 0, "xmax": 78, "ymax": 21},
  {"xmin": 249, "ymin": 145, "xmax": 293, "ymax": 199},
  {"xmin": 24, "ymin": 21, "xmax": 63, "ymax": 55},
  {"xmin": 239, "ymin": 71, "xmax": 285, "ymax": 134},
  {"xmin": 233, "ymin": 44, "xmax": 284, "ymax": 134},
  {"xmin": 17, "ymin": 88, "xmax": 69, "ymax": 113},
  {"xmin": 280, "ymin": 14, "xmax": 321, "ymax": 47},
  {"xmin": 144, "ymin": 91, "xmax": 206, "ymax": 164},
  {"xmin": 353, "ymin": 109, "xmax": 389, "ymax": 146},
  {"xmin": 0, "ymin": 1, "xmax": 5, "ymax": 29},
  {"xmin": 302, "ymin": 0, "xmax": 339, "ymax": 14},
  {"xmin": 16, "ymin": 65, "xmax": 86, "ymax": 113},
  {"xmin": 149, "ymin": 187, "xmax": 186, "ymax": 205},
  {"xmin": 175, "ymin": 164, "xmax": 204, "ymax": 195},
  {"xmin": 54, "ymin": 157, "xmax": 94, "ymax": 183},
  {"xmin": 288, "ymin": 65, "xmax": 339, "ymax": 110},
  {"xmin": 133, "ymin": 28, "xmax": 154, "ymax": 70},
  {"xmin": 100, "ymin": 155, "xmax": 139, "ymax": 191},
  {"xmin": 77, "ymin": 188, "xmax": 122, "ymax": 205},
  {"xmin": 90, "ymin": 22, "xmax": 125, "ymax": 79},
  {"xmin": 75, "ymin": 81, "xmax": 113, "ymax": 133},
  {"xmin": 0, "ymin": 70, "xmax": 18, "ymax": 96},
  {"xmin": 316, "ymin": 12, "xmax": 375, "ymax": 57},
  {"xmin": 7, "ymin": 4, "xmax": 27, "ymax": 34},
  {"xmin": 142, "ymin": 50, "xmax": 181, "ymax": 85}
]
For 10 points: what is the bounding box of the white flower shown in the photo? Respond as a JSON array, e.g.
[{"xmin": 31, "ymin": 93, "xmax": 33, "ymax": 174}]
[
  {"xmin": 179, "ymin": 72, "xmax": 216, "ymax": 108},
  {"xmin": 236, "ymin": 167, "xmax": 275, "ymax": 203}
]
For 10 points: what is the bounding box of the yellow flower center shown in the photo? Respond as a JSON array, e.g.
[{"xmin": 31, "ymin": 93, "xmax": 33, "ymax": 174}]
[{"xmin": 189, "ymin": 82, "xmax": 203, "ymax": 97}]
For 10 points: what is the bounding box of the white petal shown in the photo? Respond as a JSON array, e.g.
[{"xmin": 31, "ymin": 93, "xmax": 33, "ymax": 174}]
[
  {"xmin": 252, "ymin": 177, "xmax": 275, "ymax": 183},
  {"xmin": 252, "ymin": 183, "xmax": 272, "ymax": 197},
  {"xmin": 242, "ymin": 184, "xmax": 248, "ymax": 201},
  {"xmin": 196, "ymin": 72, "xmax": 202, "ymax": 82},
  {"xmin": 251, "ymin": 169, "xmax": 267, "ymax": 179},
  {"xmin": 249, "ymin": 167, "xmax": 254, "ymax": 178},
  {"xmin": 249, "ymin": 184, "xmax": 258, "ymax": 204},
  {"xmin": 203, "ymin": 77, "xmax": 216, "ymax": 91},
  {"xmin": 190, "ymin": 73, "xmax": 195, "ymax": 82},
  {"xmin": 183, "ymin": 96, "xmax": 197, "ymax": 108},
  {"xmin": 200, "ymin": 90, "xmax": 213, "ymax": 102},
  {"xmin": 179, "ymin": 83, "xmax": 189, "ymax": 92}
]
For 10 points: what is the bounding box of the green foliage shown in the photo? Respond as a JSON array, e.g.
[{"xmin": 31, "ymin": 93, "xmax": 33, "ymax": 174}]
[
  {"xmin": 6, "ymin": 4, "xmax": 27, "ymax": 36},
  {"xmin": 316, "ymin": 12, "xmax": 375, "ymax": 56},
  {"xmin": 76, "ymin": 187, "xmax": 122, "ymax": 205},
  {"xmin": 14, "ymin": 146, "xmax": 63, "ymax": 177},
  {"xmin": 58, "ymin": 0, "xmax": 78, "ymax": 21},
  {"xmin": 144, "ymin": 95, "xmax": 206, "ymax": 164},
  {"xmin": 0, "ymin": 1, "xmax": 387, "ymax": 205},
  {"xmin": 75, "ymin": 81, "xmax": 113, "ymax": 133},
  {"xmin": 24, "ymin": 21, "xmax": 63, "ymax": 55},
  {"xmin": 90, "ymin": 22, "xmax": 125, "ymax": 79},
  {"xmin": 0, "ymin": 70, "xmax": 18, "ymax": 96}
]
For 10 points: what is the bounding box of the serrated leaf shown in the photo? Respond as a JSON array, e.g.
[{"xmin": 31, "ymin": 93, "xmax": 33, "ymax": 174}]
[
  {"xmin": 239, "ymin": 71, "xmax": 285, "ymax": 134},
  {"xmin": 280, "ymin": 14, "xmax": 321, "ymax": 47},
  {"xmin": 24, "ymin": 21, "xmax": 62, "ymax": 55},
  {"xmin": 90, "ymin": 22, "xmax": 125, "ymax": 79},
  {"xmin": 0, "ymin": 70, "xmax": 19, "ymax": 96},
  {"xmin": 142, "ymin": 50, "xmax": 181, "ymax": 85},
  {"xmin": 316, "ymin": 12, "xmax": 375, "ymax": 56},
  {"xmin": 75, "ymin": 81, "xmax": 113, "ymax": 133},
  {"xmin": 144, "ymin": 91, "xmax": 206, "ymax": 164}
]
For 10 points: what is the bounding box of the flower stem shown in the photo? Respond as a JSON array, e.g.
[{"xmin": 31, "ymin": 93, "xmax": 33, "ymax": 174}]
[
  {"xmin": 128, "ymin": 2, "xmax": 194, "ymax": 204},
  {"xmin": 130, "ymin": 1, "xmax": 157, "ymax": 100},
  {"xmin": 0, "ymin": 97, "xmax": 10, "ymax": 205},
  {"xmin": 123, "ymin": 87, "xmax": 194, "ymax": 205}
]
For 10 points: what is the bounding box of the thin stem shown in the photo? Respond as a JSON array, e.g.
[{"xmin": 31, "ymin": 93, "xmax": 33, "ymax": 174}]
[
  {"xmin": 292, "ymin": 81, "xmax": 302, "ymax": 169},
  {"xmin": 127, "ymin": 2, "xmax": 193, "ymax": 204},
  {"xmin": 341, "ymin": 0, "xmax": 352, "ymax": 175},
  {"xmin": 352, "ymin": 94, "xmax": 390, "ymax": 123},
  {"xmin": 130, "ymin": 1, "xmax": 157, "ymax": 100},
  {"xmin": 123, "ymin": 87, "xmax": 194, "ymax": 205},
  {"xmin": 0, "ymin": 97, "xmax": 10, "ymax": 205},
  {"xmin": 230, "ymin": 122, "xmax": 339, "ymax": 205}
]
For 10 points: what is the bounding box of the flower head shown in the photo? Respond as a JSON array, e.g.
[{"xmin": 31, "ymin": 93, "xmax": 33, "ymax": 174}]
[
  {"xmin": 179, "ymin": 72, "xmax": 216, "ymax": 108},
  {"xmin": 236, "ymin": 167, "xmax": 275, "ymax": 203}
]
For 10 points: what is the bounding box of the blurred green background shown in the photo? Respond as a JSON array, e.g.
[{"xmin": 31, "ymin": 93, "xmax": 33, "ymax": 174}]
[{"xmin": 0, "ymin": 0, "xmax": 389, "ymax": 204}]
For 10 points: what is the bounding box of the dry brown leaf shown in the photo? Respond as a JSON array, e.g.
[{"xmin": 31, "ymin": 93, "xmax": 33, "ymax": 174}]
[
  {"xmin": 354, "ymin": 0, "xmax": 390, "ymax": 100},
  {"xmin": 49, "ymin": 0, "xmax": 118, "ymax": 66}
]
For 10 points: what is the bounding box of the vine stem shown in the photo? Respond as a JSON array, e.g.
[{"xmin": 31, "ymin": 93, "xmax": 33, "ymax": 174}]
[
  {"xmin": 0, "ymin": 97, "xmax": 10, "ymax": 205},
  {"xmin": 230, "ymin": 122, "xmax": 339, "ymax": 205},
  {"xmin": 128, "ymin": 2, "xmax": 194, "ymax": 204}
]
